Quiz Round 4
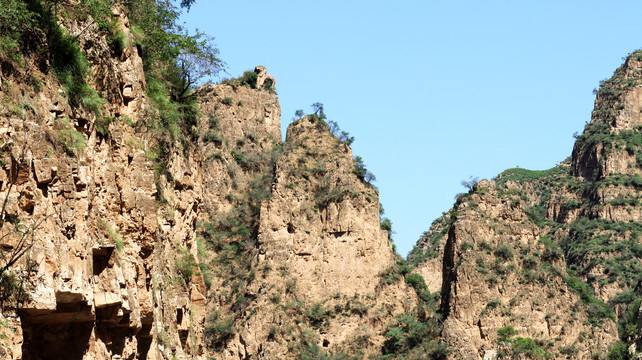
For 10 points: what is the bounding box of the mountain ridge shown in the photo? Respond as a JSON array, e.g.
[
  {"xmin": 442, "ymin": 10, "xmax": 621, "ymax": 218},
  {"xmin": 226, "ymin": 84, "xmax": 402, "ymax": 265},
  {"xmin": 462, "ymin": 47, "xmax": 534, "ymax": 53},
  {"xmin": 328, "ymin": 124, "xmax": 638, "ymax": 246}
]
[{"xmin": 0, "ymin": 1, "xmax": 641, "ymax": 359}]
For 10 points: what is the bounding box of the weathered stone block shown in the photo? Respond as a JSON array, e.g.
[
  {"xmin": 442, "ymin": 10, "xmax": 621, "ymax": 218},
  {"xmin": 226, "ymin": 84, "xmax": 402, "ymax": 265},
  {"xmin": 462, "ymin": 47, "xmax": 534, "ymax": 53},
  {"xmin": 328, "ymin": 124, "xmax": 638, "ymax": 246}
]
[{"xmin": 33, "ymin": 158, "xmax": 54, "ymax": 185}]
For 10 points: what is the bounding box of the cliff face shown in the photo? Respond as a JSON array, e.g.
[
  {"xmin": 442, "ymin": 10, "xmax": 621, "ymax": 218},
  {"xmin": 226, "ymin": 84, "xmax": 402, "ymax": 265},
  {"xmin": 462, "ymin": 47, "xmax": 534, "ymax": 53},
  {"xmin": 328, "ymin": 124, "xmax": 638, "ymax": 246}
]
[
  {"xmin": 3, "ymin": 2, "xmax": 642, "ymax": 359},
  {"xmin": 435, "ymin": 178, "xmax": 617, "ymax": 359},
  {"xmin": 572, "ymin": 53, "xmax": 642, "ymax": 181},
  {"xmin": 258, "ymin": 115, "xmax": 394, "ymax": 298},
  {"xmin": 193, "ymin": 97, "xmax": 414, "ymax": 359},
  {"xmin": 0, "ymin": 5, "xmax": 160, "ymax": 359},
  {"xmin": 410, "ymin": 51, "xmax": 642, "ymax": 360},
  {"xmin": 0, "ymin": 4, "xmax": 412, "ymax": 359}
]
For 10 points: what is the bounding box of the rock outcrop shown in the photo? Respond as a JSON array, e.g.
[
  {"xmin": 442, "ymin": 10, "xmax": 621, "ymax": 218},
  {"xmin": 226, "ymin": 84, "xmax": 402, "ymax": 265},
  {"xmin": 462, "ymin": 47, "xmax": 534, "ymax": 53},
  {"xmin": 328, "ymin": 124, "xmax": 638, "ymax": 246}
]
[
  {"xmin": 3, "ymin": 1, "xmax": 642, "ymax": 359},
  {"xmin": 258, "ymin": 115, "xmax": 394, "ymax": 298},
  {"xmin": 410, "ymin": 50, "xmax": 642, "ymax": 359},
  {"xmin": 0, "ymin": 5, "xmax": 408, "ymax": 356},
  {"xmin": 437, "ymin": 179, "xmax": 616, "ymax": 359}
]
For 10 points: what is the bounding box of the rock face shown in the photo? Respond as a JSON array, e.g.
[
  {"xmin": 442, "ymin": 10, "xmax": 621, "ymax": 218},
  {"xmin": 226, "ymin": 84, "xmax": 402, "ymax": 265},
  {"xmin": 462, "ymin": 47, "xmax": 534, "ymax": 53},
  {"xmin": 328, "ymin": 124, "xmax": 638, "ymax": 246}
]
[
  {"xmin": 258, "ymin": 115, "xmax": 394, "ymax": 299},
  {"xmin": 3, "ymin": 2, "xmax": 642, "ymax": 359},
  {"xmin": 0, "ymin": 6, "xmax": 409, "ymax": 359},
  {"xmin": 573, "ymin": 53, "xmax": 642, "ymax": 180},
  {"xmin": 437, "ymin": 179, "xmax": 616, "ymax": 359},
  {"xmin": 409, "ymin": 50, "xmax": 642, "ymax": 359},
  {"xmin": 0, "ymin": 5, "xmax": 158, "ymax": 359},
  {"xmin": 190, "ymin": 106, "xmax": 412, "ymax": 359}
]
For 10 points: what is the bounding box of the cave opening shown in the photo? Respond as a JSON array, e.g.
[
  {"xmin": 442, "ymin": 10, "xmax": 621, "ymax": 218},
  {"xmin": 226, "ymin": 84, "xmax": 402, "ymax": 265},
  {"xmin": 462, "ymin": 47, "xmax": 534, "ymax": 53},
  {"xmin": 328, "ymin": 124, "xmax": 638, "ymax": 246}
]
[
  {"xmin": 21, "ymin": 321, "xmax": 93, "ymax": 360},
  {"xmin": 20, "ymin": 300, "xmax": 94, "ymax": 360}
]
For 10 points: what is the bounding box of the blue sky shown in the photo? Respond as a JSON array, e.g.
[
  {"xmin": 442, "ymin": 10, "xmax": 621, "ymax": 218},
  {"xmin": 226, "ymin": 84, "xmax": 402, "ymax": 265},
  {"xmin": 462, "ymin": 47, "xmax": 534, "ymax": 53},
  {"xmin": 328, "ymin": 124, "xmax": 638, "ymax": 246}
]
[{"xmin": 180, "ymin": 1, "xmax": 642, "ymax": 257}]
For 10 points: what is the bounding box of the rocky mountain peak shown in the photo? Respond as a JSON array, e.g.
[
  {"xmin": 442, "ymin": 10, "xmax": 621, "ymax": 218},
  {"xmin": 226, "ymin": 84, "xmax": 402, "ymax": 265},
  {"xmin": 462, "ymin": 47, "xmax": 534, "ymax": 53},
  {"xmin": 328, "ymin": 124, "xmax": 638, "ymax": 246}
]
[
  {"xmin": 257, "ymin": 113, "xmax": 393, "ymax": 300},
  {"xmin": 572, "ymin": 51, "xmax": 642, "ymax": 180}
]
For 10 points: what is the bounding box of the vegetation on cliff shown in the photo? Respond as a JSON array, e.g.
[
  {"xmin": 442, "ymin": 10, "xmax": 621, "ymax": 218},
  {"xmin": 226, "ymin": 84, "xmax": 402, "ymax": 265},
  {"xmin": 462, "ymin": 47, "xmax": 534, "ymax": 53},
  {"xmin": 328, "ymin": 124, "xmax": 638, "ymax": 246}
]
[
  {"xmin": 410, "ymin": 51, "xmax": 642, "ymax": 355},
  {"xmin": 3, "ymin": 0, "xmax": 642, "ymax": 359}
]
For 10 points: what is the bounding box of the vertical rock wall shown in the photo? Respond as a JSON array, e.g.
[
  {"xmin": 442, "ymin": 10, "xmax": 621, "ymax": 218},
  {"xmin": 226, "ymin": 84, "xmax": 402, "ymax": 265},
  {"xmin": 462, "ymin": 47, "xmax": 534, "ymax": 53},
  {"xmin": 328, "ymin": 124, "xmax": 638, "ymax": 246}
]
[{"xmin": 258, "ymin": 116, "xmax": 394, "ymax": 299}]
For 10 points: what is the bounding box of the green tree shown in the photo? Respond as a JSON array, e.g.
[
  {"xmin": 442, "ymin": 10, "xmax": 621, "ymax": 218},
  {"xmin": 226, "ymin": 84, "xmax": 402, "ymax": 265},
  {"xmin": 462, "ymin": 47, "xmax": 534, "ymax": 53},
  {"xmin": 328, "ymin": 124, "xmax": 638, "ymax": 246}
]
[
  {"xmin": 126, "ymin": 0, "xmax": 223, "ymax": 99},
  {"xmin": 0, "ymin": 0, "xmax": 45, "ymax": 61},
  {"xmin": 312, "ymin": 102, "xmax": 325, "ymax": 118},
  {"xmin": 180, "ymin": 0, "xmax": 197, "ymax": 10},
  {"xmin": 353, "ymin": 156, "xmax": 376, "ymax": 184},
  {"xmin": 123, "ymin": 0, "xmax": 224, "ymax": 155},
  {"xmin": 461, "ymin": 176, "xmax": 479, "ymax": 191}
]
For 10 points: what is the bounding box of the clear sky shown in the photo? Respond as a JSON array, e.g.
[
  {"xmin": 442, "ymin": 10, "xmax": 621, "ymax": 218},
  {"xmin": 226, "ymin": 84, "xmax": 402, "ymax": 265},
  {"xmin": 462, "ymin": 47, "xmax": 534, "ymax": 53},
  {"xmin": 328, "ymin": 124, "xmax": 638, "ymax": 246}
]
[{"xmin": 179, "ymin": 1, "xmax": 642, "ymax": 257}]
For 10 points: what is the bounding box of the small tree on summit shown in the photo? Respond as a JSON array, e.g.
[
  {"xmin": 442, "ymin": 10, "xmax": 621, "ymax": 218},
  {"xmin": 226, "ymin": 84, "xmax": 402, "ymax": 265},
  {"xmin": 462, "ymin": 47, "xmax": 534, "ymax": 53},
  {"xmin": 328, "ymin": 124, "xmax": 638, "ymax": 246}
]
[
  {"xmin": 461, "ymin": 176, "xmax": 479, "ymax": 191},
  {"xmin": 311, "ymin": 102, "xmax": 326, "ymax": 119}
]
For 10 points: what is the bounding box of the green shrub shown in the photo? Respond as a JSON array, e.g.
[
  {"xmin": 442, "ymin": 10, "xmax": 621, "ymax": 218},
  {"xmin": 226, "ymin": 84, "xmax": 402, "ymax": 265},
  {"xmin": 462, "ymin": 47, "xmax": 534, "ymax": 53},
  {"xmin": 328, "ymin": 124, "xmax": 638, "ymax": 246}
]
[
  {"xmin": 523, "ymin": 255, "xmax": 539, "ymax": 270},
  {"xmin": 381, "ymin": 312, "xmax": 446, "ymax": 358},
  {"xmin": 231, "ymin": 151, "xmax": 260, "ymax": 171},
  {"xmin": 262, "ymin": 77, "xmax": 275, "ymax": 93},
  {"xmin": 0, "ymin": 269, "xmax": 28, "ymax": 311},
  {"xmin": 559, "ymin": 345, "xmax": 579, "ymax": 356},
  {"xmin": 525, "ymin": 204, "xmax": 548, "ymax": 226},
  {"xmin": 495, "ymin": 166, "xmax": 568, "ymax": 187},
  {"xmin": 306, "ymin": 303, "xmax": 333, "ymax": 329},
  {"xmin": 269, "ymin": 292, "xmax": 281, "ymax": 304},
  {"xmin": 563, "ymin": 275, "xmax": 614, "ymax": 326},
  {"xmin": 353, "ymin": 156, "xmax": 376, "ymax": 184},
  {"xmin": 607, "ymin": 343, "xmax": 631, "ymax": 360},
  {"xmin": 378, "ymin": 266, "xmax": 402, "ymax": 286},
  {"xmin": 497, "ymin": 325, "xmax": 517, "ymax": 341},
  {"xmin": 238, "ymin": 70, "xmax": 258, "ymax": 88},
  {"xmin": 378, "ymin": 258, "xmax": 412, "ymax": 286},
  {"xmin": 380, "ymin": 218, "xmax": 392, "ymax": 232},
  {"xmin": 145, "ymin": 75, "xmax": 188, "ymax": 141},
  {"xmin": 383, "ymin": 313, "xmax": 430, "ymax": 354},
  {"xmin": 511, "ymin": 337, "xmax": 551, "ymax": 359},
  {"xmin": 285, "ymin": 278, "xmax": 297, "ymax": 294},
  {"xmin": 207, "ymin": 152, "xmax": 224, "ymax": 161},
  {"xmin": 405, "ymin": 273, "xmax": 427, "ymax": 293},
  {"xmin": 94, "ymin": 116, "xmax": 115, "ymax": 137},
  {"xmin": 346, "ymin": 299, "xmax": 368, "ymax": 317},
  {"xmin": 485, "ymin": 299, "xmax": 501, "ymax": 312},
  {"xmin": 494, "ymin": 245, "xmax": 514, "ymax": 261},
  {"xmin": 208, "ymin": 115, "xmax": 220, "ymax": 128},
  {"xmin": 175, "ymin": 247, "xmax": 197, "ymax": 285},
  {"xmin": 314, "ymin": 176, "xmax": 350, "ymax": 208},
  {"xmin": 604, "ymin": 174, "xmax": 642, "ymax": 188},
  {"xmin": 108, "ymin": 30, "xmax": 128, "ymax": 54},
  {"xmin": 101, "ymin": 220, "xmax": 123, "ymax": 251},
  {"xmin": 203, "ymin": 130, "xmax": 223, "ymax": 145},
  {"xmin": 58, "ymin": 126, "xmax": 86, "ymax": 156},
  {"xmin": 479, "ymin": 241, "xmax": 493, "ymax": 253},
  {"xmin": 221, "ymin": 96, "xmax": 233, "ymax": 105},
  {"xmin": 30, "ymin": 1, "xmax": 107, "ymax": 117},
  {"xmin": 609, "ymin": 290, "xmax": 636, "ymax": 305},
  {"xmin": 204, "ymin": 311, "xmax": 235, "ymax": 349},
  {"xmin": 618, "ymin": 298, "xmax": 641, "ymax": 341}
]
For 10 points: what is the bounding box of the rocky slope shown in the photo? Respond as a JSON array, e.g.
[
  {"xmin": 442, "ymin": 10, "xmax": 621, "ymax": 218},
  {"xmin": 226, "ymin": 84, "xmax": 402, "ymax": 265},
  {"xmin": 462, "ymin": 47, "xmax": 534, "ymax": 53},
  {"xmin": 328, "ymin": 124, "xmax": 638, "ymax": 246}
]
[
  {"xmin": 409, "ymin": 51, "xmax": 642, "ymax": 359},
  {"xmin": 0, "ymin": 3, "xmax": 417, "ymax": 359},
  {"xmin": 194, "ymin": 92, "xmax": 418, "ymax": 359},
  {"xmin": 2, "ymin": 1, "xmax": 642, "ymax": 359}
]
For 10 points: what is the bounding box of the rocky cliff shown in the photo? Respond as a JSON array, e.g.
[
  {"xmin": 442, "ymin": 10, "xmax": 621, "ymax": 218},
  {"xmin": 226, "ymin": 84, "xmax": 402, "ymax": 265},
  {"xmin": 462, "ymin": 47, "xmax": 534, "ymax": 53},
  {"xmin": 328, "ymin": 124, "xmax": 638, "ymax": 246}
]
[
  {"xmin": 2, "ymin": 1, "xmax": 642, "ymax": 360},
  {"xmin": 0, "ymin": 3, "xmax": 415, "ymax": 359},
  {"xmin": 409, "ymin": 51, "xmax": 642, "ymax": 359}
]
